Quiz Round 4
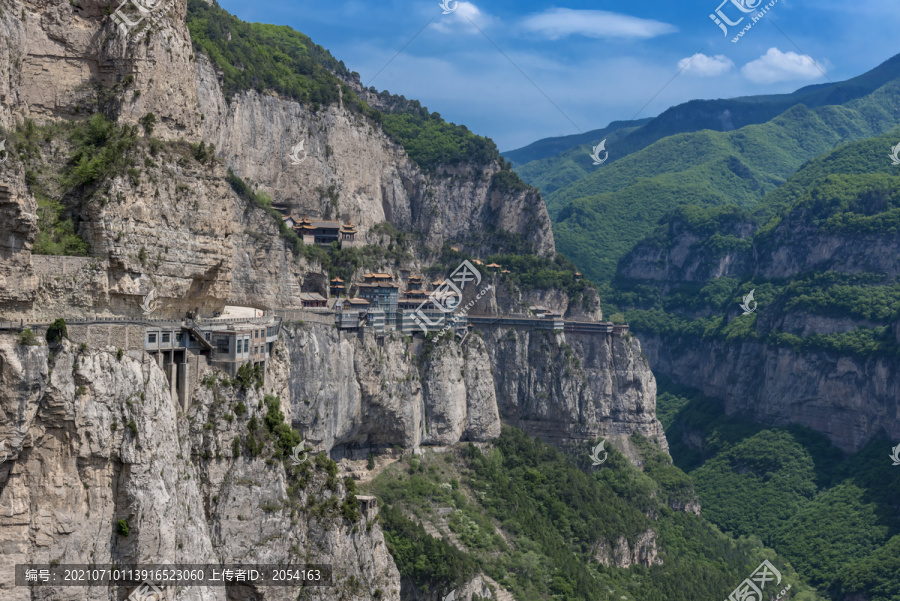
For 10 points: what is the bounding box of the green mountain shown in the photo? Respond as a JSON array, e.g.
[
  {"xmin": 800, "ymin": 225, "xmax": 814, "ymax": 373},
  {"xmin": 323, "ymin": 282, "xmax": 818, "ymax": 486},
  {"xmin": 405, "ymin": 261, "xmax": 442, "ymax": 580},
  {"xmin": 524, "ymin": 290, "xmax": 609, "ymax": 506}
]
[
  {"xmin": 658, "ymin": 379, "xmax": 900, "ymax": 601},
  {"xmin": 599, "ymin": 132, "xmax": 900, "ymax": 600},
  {"xmin": 364, "ymin": 425, "xmax": 822, "ymax": 601},
  {"xmin": 506, "ymin": 53, "xmax": 900, "ymax": 172},
  {"xmin": 502, "ymin": 53, "xmax": 900, "ymax": 284},
  {"xmin": 504, "ymin": 121, "xmax": 648, "ymax": 197},
  {"xmin": 502, "ymin": 118, "xmax": 650, "ymax": 167},
  {"xmin": 546, "ymin": 75, "xmax": 900, "ymax": 283}
]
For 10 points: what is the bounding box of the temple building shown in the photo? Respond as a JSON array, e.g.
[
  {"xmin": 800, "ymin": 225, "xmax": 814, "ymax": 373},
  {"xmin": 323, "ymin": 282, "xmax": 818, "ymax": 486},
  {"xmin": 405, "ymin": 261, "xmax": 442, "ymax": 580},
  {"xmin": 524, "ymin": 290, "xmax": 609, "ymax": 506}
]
[
  {"xmin": 357, "ymin": 274, "xmax": 400, "ymax": 327},
  {"xmin": 298, "ymin": 292, "xmax": 327, "ymax": 308},
  {"xmin": 330, "ymin": 277, "xmax": 346, "ymax": 297},
  {"xmin": 293, "ymin": 216, "xmax": 358, "ymax": 247}
]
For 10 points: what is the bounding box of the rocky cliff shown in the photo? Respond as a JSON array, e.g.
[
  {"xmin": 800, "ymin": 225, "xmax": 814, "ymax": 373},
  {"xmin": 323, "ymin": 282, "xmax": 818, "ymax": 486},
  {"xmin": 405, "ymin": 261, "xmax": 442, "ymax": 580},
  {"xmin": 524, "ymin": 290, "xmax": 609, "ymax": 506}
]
[
  {"xmin": 280, "ymin": 322, "xmax": 664, "ymax": 458},
  {"xmin": 0, "ymin": 332, "xmax": 401, "ymax": 600},
  {"xmin": 0, "ymin": 1, "xmax": 673, "ymax": 597},
  {"xmin": 0, "ymin": 0, "xmax": 556, "ymax": 321},
  {"xmin": 616, "ymin": 173, "xmax": 900, "ymax": 452}
]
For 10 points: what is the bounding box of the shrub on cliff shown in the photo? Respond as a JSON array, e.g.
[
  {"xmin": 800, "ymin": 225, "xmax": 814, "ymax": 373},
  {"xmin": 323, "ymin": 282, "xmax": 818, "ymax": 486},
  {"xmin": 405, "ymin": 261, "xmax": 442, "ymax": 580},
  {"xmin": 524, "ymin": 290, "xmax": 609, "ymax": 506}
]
[
  {"xmin": 116, "ymin": 519, "xmax": 130, "ymax": 537},
  {"xmin": 46, "ymin": 319, "xmax": 68, "ymax": 344},
  {"xmin": 17, "ymin": 329, "xmax": 40, "ymax": 346}
]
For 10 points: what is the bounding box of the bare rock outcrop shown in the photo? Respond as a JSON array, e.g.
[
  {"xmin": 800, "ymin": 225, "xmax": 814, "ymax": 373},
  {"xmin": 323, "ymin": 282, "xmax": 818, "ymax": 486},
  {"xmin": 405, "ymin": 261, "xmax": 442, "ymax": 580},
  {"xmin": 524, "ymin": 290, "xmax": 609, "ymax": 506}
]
[
  {"xmin": 280, "ymin": 322, "xmax": 664, "ymax": 458},
  {"xmin": 0, "ymin": 334, "xmax": 401, "ymax": 601},
  {"xmin": 593, "ymin": 529, "xmax": 662, "ymax": 569},
  {"xmin": 485, "ymin": 328, "xmax": 667, "ymax": 451}
]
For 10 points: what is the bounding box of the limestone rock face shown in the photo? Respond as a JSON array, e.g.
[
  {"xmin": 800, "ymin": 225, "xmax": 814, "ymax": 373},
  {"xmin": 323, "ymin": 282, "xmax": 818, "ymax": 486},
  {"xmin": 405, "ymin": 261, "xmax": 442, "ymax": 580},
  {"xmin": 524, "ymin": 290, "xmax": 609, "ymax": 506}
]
[
  {"xmin": 281, "ymin": 324, "xmax": 504, "ymax": 457},
  {"xmin": 640, "ymin": 334, "xmax": 900, "ymax": 453},
  {"xmin": 194, "ymin": 72, "xmax": 555, "ymax": 257},
  {"xmin": 0, "ymin": 334, "xmax": 401, "ymax": 601},
  {"xmin": 280, "ymin": 322, "xmax": 663, "ymax": 458},
  {"xmin": 75, "ymin": 155, "xmax": 237, "ymax": 318},
  {"xmin": 593, "ymin": 529, "xmax": 662, "ymax": 569},
  {"xmin": 0, "ymin": 179, "xmax": 37, "ymax": 309},
  {"xmin": 485, "ymin": 328, "xmax": 667, "ymax": 451},
  {"xmin": 617, "ymin": 203, "xmax": 900, "ymax": 452},
  {"xmin": 2, "ymin": 0, "xmax": 203, "ymax": 137}
]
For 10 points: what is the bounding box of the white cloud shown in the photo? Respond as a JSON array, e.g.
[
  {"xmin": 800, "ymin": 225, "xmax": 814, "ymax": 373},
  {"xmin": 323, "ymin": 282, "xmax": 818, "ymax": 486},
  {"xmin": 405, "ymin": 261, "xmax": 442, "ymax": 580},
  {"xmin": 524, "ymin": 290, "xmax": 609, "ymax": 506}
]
[
  {"xmin": 741, "ymin": 48, "xmax": 826, "ymax": 84},
  {"xmin": 677, "ymin": 53, "xmax": 734, "ymax": 77},
  {"xmin": 520, "ymin": 8, "xmax": 677, "ymax": 40},
  {"xmin": 430, "ymin": 2, "xmax": 491, "ymax": 34}
]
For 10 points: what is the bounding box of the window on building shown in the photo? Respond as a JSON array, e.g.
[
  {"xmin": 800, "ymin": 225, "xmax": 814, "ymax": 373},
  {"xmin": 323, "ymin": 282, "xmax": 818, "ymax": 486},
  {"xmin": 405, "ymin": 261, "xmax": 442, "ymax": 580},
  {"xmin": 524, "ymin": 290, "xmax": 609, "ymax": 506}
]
[
  {"xmin": 205, "ymin": 332, "xmax": 211, "ymax": 341},
  {"xmin": 243, "ymin": 339, "xmax": 249, "ymax": 353},
  {"xmin": 148, "ymin": 333, "xmax": 157, "ymax": 344},
  {"xmin": 216, "ymin": 337, "xmax": 230, "ymax": 353},
  {"xmin": 162, "ymin": 332, "xmax": 170, "ymax": 343}
]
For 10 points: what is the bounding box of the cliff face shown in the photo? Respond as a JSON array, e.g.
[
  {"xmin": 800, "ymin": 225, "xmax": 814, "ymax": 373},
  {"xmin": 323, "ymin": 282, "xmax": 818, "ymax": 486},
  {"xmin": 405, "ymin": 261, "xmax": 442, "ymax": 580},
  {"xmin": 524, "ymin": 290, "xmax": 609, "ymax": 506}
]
[
  {"xmin": 1, "ymin": 0, "xmax": 553, "ymax": 318},
  {"xmin": 193, "ymin": 66, "xmax": 554, "ymax": 256},
  {"xmin": 638, "ymin": 334, "xmax": 900, "ymax": 453},
  {"xmin": 0, "ymin": 2, "xmax": 670, "ymax": 594},
  {"xmin": 0, "ymin": 334, "xmax": 401, "ymax": 600},
  {"xmin": 280, "ymin": 322, "xmax": 664, "ymax": 457},
  {"xmin": 485, "ymin": 328, "xmax": 666, "ymax": 450},
  {"xmin": 617, "ymin": 199, "xmax": 900, "ymax": 452}
]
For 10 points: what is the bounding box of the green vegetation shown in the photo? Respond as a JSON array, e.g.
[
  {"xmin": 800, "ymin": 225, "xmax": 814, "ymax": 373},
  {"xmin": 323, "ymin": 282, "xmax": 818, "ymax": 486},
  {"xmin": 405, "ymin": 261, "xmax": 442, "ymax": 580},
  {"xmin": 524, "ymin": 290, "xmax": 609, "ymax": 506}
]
[
  {"xmin": 116, "ymin": 519, "xmax": 130, "ymax": 537},
  {"xmin": 658, "ymin": 380, "xmax": 900, "ymax": 600},
  {"xmin": 66, "ymin": 113, "xmax": 140, "ymax": 189},
  {"xmin": 371, "ymin": 426, "xmax": 818, "ymax": 601},
  {"xmin": 185, "ymin": 0, "xmax": 511, "ymax": 174},
  {"xmin": 45, "ymin": 319, "xmax": 68, "ymax": 344},
  {"xmin": 234, "ymin": 362, "xmax": 264, "ymax": 392},
  {"xmin": 509, "ymin": 52, "xmax": 900, "ymax": 170},
  {"xmin": 601, "ymin": 145, "xmax": 900, "ymax": 359},
  {"xmin": 380, "ymin": 110, "xmax": 500, "ymax": 171},
  {"xmin": 263, "ymin": 394, "xmax": 301, "ymax": 459},
  {"xmin": 538, "ymin": 79, "xmax": 900, "ymax": 283},
  {"xmin": 426, "ymin": 244, "xmax": 593, "ymax": 305},
  {"xmin": 138, "ymin": 113, "xmax": 156, "ymax": 137},
  {"xmin": 483, "ymin": 252, "xmax": 592, "ymax": 299},
  {"xmin": 33, "ymin": 193, "xmax": 90, "ymax": 255},
  {"xmin": 16, "ymin": 329, "xmax": 40, "ymax": 346},
  {"xmin": 186, "ymin": 0, "xmax": 357, "ymax": 108},
  {"xmin": 381, "ymin": 504, "xmax": 478, "ymax": 594}
]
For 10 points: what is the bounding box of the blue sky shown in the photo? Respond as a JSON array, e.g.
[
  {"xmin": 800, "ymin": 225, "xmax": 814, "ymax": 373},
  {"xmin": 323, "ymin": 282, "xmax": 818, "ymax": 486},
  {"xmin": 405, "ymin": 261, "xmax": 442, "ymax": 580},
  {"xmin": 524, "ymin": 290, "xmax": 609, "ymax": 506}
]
[{"xmin": 215, "ymin": 0, "xmax": 900, "ymax": 151}]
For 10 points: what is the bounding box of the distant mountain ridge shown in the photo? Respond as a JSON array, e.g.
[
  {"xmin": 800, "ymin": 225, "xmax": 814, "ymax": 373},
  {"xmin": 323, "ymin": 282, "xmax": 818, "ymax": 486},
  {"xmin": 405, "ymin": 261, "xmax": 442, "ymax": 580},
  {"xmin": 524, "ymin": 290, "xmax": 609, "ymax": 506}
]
[
  {"xmin": 501, "ymin": 118, "xmax": 650, "ymax": 166},
  {"xmin": 517, "ymin": 52, "xmax": 900, "ymax": 283},
  {"xmin": 505, "ymin": 52, "xmax": 900, "ymax": 168}
]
